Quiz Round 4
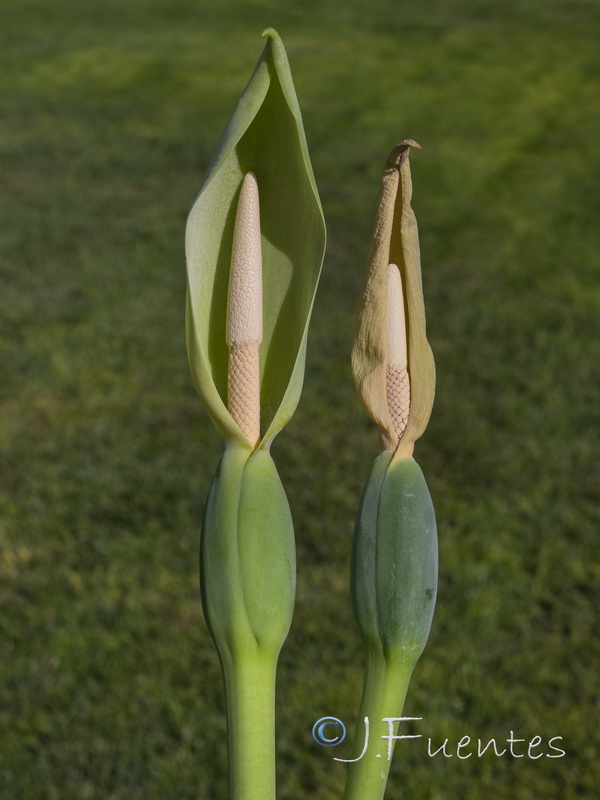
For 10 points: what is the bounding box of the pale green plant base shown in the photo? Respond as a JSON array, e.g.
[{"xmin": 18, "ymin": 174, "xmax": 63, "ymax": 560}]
[{"xmin": 222, "ymin": 650, "xmax": 278, "ymax": 800}]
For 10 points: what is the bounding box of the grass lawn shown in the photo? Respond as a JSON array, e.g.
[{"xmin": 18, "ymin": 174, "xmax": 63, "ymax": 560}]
[{"xmin": 1, "ymin": 0, "xmax": 599, "ymax": 798}]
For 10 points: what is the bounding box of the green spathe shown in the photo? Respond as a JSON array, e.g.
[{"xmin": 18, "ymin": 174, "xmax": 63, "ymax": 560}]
[{"xmin": 186, "ymin": 29, "xmax": 326, "ymax": 449}]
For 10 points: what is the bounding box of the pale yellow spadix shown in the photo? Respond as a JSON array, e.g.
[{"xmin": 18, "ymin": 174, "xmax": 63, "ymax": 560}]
[
  {"xmin": 227, "ymin": 172, "xmax": 262, "ymax": 448},
  {"xmin": 386, "ymin": 263, "xmax": 410, "ymax": 441},
  {"xmin": 386, "ymin": 263, "xmax": 407, "ymax": 367},
  {"xmin": 227, "ymin": 173, "xmax": 263, "ymax": 348}
]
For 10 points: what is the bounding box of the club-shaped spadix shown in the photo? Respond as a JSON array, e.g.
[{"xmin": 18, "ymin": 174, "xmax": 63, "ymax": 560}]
[
  {"xmin": 227, "ymin": 172, "xmax": 263, "ymax": 448},
  {"xmin": 386, "ymin": 263, "xmax": 410, "ymax": 443}
]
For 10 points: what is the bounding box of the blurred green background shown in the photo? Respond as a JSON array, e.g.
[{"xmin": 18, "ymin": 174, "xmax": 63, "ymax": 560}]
[{"xmin": 1, "ymin": 0, "xmax": 599, "ymax": 798}]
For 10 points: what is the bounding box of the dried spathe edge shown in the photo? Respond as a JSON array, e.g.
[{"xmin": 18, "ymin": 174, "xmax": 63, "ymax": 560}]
[{"xmin": 351, "ymin": 141, "xmax": 435, "ymax": 459}]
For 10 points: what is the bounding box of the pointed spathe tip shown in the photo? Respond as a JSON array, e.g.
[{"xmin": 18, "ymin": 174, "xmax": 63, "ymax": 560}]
[{"xmin": 386, "ymin": 139, "xmax": 422, "ymax": 170}]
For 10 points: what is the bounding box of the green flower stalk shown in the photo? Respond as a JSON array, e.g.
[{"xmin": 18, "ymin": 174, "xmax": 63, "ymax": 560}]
[
  {"xmin": 185, "ymin": 30, "xmax": 325, "ymax": 800},
  {"xmin": 345, "ymin": 141, "xmax": 437, "ymax": 800}
]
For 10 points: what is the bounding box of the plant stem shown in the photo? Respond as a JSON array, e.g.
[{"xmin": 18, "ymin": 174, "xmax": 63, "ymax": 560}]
[
  {"xmin": 222, "ymin": 648, "xmax": 278, "ymax": 800},
  {"xmin": 344, "ymin": 646, "xmax": 415, "ymax": 800}
]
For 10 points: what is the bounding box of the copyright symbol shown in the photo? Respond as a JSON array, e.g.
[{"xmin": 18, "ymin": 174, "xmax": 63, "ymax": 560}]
[{"xmin": 312, "ymin": 716, "xmax": 347, "ymax": 747}]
